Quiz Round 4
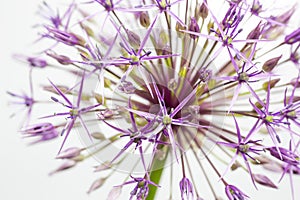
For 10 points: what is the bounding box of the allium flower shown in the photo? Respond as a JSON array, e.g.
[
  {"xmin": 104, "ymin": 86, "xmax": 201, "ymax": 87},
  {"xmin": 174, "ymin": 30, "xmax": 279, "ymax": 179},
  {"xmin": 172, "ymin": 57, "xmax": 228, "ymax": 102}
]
[{"xmin": 9, "ymin": 0, "xmax": 300, "ymax": 199}]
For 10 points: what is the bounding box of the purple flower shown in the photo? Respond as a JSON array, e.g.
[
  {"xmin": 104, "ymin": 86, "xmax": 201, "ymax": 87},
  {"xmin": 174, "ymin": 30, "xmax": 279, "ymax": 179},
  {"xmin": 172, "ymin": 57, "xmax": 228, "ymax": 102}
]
[
  {"xmin": 42, "ymin": 73, "xmax": 101, "ymax": 153},
  {"xmin": 218, "ymin": 115, "xmax": 264, "ymax": 187},
  {"xmin": 9, "ymin": 0, "xmax": 300, "ymax": 199},
  {"xmin": 179, "ymin": 177, "xmax": 194, "ymax": 200},
  {"xmin": 21, "ymin": 123, "xmax": 59, "ymax": 144},
  {"xmin": 285, "ymin": 28, "xmax": 300, "ymax": 45},
  {"xmin": 117, "ymin": 176, "xmax": 159, "ymax": 200},
  {"xmin": 269, "ymin": 146, "xmax": 299, "ymax": 166},
  {"xmin": 225, "ymin": 184, "xmax": 249, "ymax": 200}
]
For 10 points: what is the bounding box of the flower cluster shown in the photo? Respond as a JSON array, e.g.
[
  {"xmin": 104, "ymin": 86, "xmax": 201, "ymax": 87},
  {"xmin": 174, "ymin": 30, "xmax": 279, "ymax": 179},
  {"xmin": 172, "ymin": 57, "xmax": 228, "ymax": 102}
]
[{"xmin": 9, "ymin": 0, "xmax": 300, "ymax": 199}]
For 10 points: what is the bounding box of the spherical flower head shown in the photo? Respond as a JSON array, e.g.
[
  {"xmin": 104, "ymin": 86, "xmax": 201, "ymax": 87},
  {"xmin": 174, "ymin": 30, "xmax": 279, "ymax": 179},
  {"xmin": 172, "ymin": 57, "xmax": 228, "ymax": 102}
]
[{"xmin": 8, "ymin": 0, "xmax": 300, "ymax": 199}]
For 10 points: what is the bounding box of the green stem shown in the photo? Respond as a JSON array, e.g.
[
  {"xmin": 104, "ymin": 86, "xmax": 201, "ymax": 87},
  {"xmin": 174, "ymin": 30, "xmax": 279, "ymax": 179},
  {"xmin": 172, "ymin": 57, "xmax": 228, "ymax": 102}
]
[{"xmin": 146, "ymin": 147, "xmax": 169, "ymax": 200}]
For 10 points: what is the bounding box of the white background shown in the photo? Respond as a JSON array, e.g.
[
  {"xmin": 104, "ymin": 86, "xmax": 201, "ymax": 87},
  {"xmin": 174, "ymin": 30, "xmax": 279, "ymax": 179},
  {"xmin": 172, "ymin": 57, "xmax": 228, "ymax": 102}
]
[{"xmin": 1, "ymin": 0, "xmax": 300, "ymax": 200}]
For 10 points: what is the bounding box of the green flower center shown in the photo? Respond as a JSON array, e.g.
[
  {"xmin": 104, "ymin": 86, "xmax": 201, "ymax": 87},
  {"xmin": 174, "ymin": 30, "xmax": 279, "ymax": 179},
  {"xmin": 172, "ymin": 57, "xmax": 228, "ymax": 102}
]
[
  {"xmin": 163, "ymin": 115, "xmax": 172, "ymax": 125},
  {"xmin": 287, "ymin": 110, "xmax": 296, "ymax": 118},
  {"xmin": 70, "ymin": 109, "xmax": 79, "ymax": 116},
  {"xmin": 265, "ymin": 115, "xmax": 273, "ymax": 122},
  {"xmin": 239, "ymin": 144, "xmax": 249, "ymax": 153},
  {"xmin": 238, "ymin": 72, "xmax": 249, "ymax": 82}
]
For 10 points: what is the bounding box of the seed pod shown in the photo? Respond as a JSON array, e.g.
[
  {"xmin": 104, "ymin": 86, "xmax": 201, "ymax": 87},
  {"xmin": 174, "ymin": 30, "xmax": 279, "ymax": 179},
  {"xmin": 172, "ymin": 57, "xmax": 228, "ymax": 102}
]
[{"xmin": 139, "ymin": 12, "xmax": 150, "ymax": 28}]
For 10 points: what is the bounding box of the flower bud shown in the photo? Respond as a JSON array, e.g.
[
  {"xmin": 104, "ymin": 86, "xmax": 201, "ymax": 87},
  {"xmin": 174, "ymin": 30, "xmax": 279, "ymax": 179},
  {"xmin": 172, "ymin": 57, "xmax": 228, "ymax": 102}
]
[
  {"xmin": 175, "ymin": 21, "xmax": 186, "ymax": 32},
  {"xmin": 21, "ymin": 123, "xmax": 54, "ymax": 135},
  {"xmin": 46, "ymin": 51, "xmax": 71, "ymax": 65},
  {"xmin": 46, "ymin": 26, "xmax": 86, "ymax": 46},
  {"xmin": 118, "ymin": 80, "xmax": 136, "ymax": 94},
  {"xmin": 107, "ymin": 186, "xmax": 122, "ymax": 200},
  {"xmin": 127, "ymin": 29, "xmax": 141, "ymax": 49},
  {"xmin": 139, "ymin": 12, "xmax": 150, "ymax": 28},
  {"xmin": 269, "ymin": 146, "xmax": 299, "ymax": 165},
  {"xmin": 262, "ymin": 55, "xmax": 281, "ymax": 72},
  {"xmin": 27, "ymin": 57, "xmax": 48, "ymax": 68},
  {"xmin": 49, "ymin": 160, "xmax": 77, "ymax": 176},
  {"xmin": 91, "ymin": 132, "xmax": 106, "ymax": 140},
  {"xmin": 87, "ymin": 178, "xmax": 106, "ymax": 194},
  {"xmin": 285, "ymin": 28, "xmax": 300, "ymax": 45},
  {"xmin": 285, "ymin": 96, "xmax": 300, "ymax": 104},
  {"xmin": 80, "ymin": 23, "xmax": 95, "ymax": 37},
  {"xmin": 253, "ymin": 174, "xmax": 278, "ymax": 188},
  {"xmin": 189, "ymin": 17, "xmax": 200, "ymax": 40},
  {"xmin": 247, "ymin": 23, "xmax": 262, "ymax": 40},
  {"xmin": 262, "ymin": 78, "xmax": 280, "ymax": 91},
  {"xmin": 56, "ymin": 147, "xmax": 82, "ymax": 159},
  {"xmin": 262, "ymin": 162, "xmax": 283, "ymax": 173},
  {"xmin": 195, "ymin": 3, "xmax": 208, "ymax": 20},
  {"xmin": 94, "ymin": 161, "xmax": 111, "ymax": 172},
  {"xmin": 290, "ymin": 77, "xmax": 300, "ymax": 88},
  {"xmin": 97, "ymin": 109, "xmax": 114, "ymax": 119}
]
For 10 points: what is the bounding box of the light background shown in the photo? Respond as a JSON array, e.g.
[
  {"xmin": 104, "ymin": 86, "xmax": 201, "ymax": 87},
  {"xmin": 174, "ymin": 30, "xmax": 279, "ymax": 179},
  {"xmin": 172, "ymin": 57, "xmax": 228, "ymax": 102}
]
[{"xmin": 1, "ymin": 0, "xmax": 300, "ymax": 200}]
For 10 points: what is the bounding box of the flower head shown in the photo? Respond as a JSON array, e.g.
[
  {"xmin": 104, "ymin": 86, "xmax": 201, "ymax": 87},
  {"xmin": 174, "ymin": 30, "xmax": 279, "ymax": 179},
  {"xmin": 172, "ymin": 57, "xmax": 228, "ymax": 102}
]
[{"xmin": 9, "ymin": 0, "xmax": 300, "ymax": 199}]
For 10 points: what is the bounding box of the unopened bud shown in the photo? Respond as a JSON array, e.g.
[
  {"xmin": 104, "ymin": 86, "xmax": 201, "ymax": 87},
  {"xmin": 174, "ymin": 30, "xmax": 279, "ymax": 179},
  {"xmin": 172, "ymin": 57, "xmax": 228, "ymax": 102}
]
[
  {"xmin": 263, "ymin": 162, "xmax": 283, "ymax": 173},
  {"xmin": 27, "ymin": 57, "xmax": 48, "ymax": 68},
  {"xmin": 139, "ymin": 12, "xmax": 150, "ymax": 28},
  {"xmin": 230, "ymin": 162, "xmax": 240, "ymax": 171},
  {"xmin": 290, "ymin": 78, "xmax": 300, "ymax": 88},
  {"xmin": 80, "ymin": 23, "xmax": 94, "ymax": 37},
  {"xmin": 87, "ymin": 178, "xmax": 106, "ymax": 194},
  {"xmin": 207, "ymin": 21, "xmax": 214, "ymax": 33},
  {"xmin": 189, "ymin": 17, "xmax": 200, "ymax": 40},
  {"xmin": 247, "ymin": 23, "xmax": 262, "ymax": 40},
  {"xmin": 46, "ymin": 51, "xmax": 71, "ymax": 65},
  {"xmin": 127, "ymin": 30, "xmax": 141, "ymax": 49},
  {"xmin": 269, "ymin": 146, "xmax": 299, "ymax": 165},
  {"xmin": 56, "ymin": 147, "xmax": 82, "ymax": 159},
  {"xmin": 176, "ymin": 21, "xmax": 186, "ymax": 38},
  {"xmin": 285, "ymin": 28, "xmax": 300, "ymax": 45},
  {"xmin": 253, "ymin": 174, "xmax": 278, "ymax": 188},
  {"xmin": 262, "ymin": 55, "xmax": 282, "ymax": 72},
  {"xmin": 118, "ymin": 80, "xmax": 136, "ymax": 94},
  {"xmin": 97, "ymin": 109, "xmax": 114, "ymax": 119},
  {"xmin": 262, "ymin": 78, "xmax": 280, "ymax": 91},
  {"xmin": 285, "ymin": 96, "xmax": 300, "ymax": 104},
  {"xmin": 43, "ymin": 85, "xmax": 70, "ymax": 95},
  {"xmin": 107, "ymin": 186, "xmax": 122, "ymax": 200},
  {"xmin": 91, "ymin": 132, "xmax": 106, "ymax": 140},
  {"xmin": 195, "ymin": 3, "xmax": 208, "ymax": 20},
  {"xmin": 49, "ymin": 160, "xmax": 77, "ymax": 176},
  {"xmin": 94, "ymin": 161, "xmax": 111, "ymax": 172}
]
